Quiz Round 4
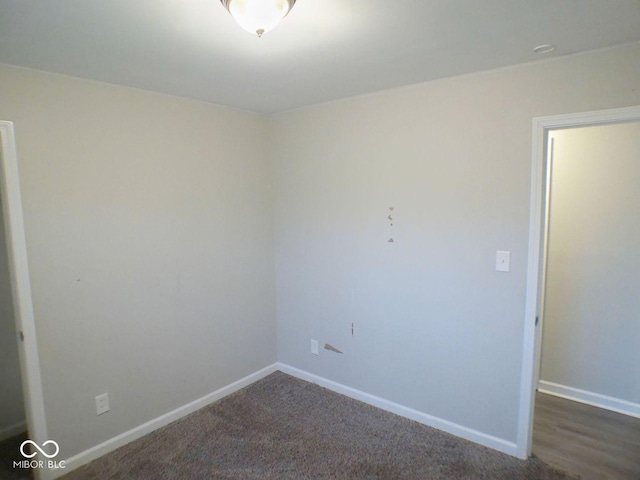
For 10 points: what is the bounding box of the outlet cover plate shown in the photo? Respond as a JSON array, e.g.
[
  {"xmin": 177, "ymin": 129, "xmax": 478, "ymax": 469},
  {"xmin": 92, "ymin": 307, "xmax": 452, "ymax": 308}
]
[
  {"xmin": 496, "ymin": 251, "xmax": 511, "ymax": 272},
  {"xmin": 95, "ymin": 393, "xmax": 110, "ymax": 415}
]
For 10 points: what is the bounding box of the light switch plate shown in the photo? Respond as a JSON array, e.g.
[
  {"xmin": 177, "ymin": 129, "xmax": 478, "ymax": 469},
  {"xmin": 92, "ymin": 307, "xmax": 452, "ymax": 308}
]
[
  {"xmin": 496, "ymin": 251, "xmax": 511, "ymax": 272},
  {"xmin": 311, "ymin": 339, "xmax": 319, "ymax": 355}
]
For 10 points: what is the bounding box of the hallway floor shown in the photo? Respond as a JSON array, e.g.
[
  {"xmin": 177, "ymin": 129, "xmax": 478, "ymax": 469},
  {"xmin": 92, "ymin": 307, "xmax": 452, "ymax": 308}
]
[
  {"xmin": 533, "ymin": 392, "xmax": 640, "ymax": 480},
  {"xmin": 0, "ymin": 432, "xmax": 32, "ymax": 480}
]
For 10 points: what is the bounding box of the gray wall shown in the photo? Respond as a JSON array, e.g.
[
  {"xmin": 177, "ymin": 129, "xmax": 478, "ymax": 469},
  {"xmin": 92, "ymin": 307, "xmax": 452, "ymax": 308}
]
[
  {"xmin": 0, "ymin": 195, "xmax": 25, "ymax": 436},
  {"xmin": 272, "ymin": 43, "xmax": 640, "ymax": 443},
  {"xmin": 540, "ymin": 123, "xmax": 640, "ymax": 404},
  {"xmin": 0, "ymin": 64, "xmax": 277, "ymax": 458}
]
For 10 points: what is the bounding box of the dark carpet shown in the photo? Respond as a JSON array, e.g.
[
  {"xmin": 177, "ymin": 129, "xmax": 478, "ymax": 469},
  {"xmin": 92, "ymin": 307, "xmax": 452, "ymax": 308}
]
[{"xmin": 60, "ymin": 372, "xmax": 577, "ymax": 479}]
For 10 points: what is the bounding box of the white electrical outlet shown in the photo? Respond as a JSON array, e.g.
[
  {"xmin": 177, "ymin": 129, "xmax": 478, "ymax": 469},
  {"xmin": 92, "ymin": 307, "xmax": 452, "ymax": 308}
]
[
  {"xmin": 311, "ymin": 339, "xmax": 319, "ymax": 355},
  {"xmin": 95, "ymin": 393, "xmax": 110, "ymax": 416}
]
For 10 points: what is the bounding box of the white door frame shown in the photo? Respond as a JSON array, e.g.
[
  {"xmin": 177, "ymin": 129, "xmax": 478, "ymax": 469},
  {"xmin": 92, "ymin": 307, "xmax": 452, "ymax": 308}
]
[
  {"xmin": 516, "ymin": 105, "xmax": 640, "ymax": 459},
  {"xmin": 0, "ymin": 121, "xmax": 48, "ymax": 480}
]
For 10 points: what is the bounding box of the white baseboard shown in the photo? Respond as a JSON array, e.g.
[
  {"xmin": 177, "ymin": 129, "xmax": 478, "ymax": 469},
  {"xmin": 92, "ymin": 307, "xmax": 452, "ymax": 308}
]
[
  {"xmin": 51, "ymin": 363, "xmax": 278, "ymax": 480},
  {"xmin": 538, "ymin": 380, "xmax": 640, "ymax": 419},
  {"xmin": 277, "ymin": 363, "xmax": 518, "ymax": 457},
  {"xmin": 0, "ymin": 421, "xmax": 27, "ymax": 441},
  {"xmin": 48, "ymin": 361, "xmax": 523, "ymax": 480}
]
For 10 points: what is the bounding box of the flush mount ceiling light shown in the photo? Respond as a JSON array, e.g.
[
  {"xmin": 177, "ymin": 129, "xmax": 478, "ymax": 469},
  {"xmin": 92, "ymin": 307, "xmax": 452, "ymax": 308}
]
[{"xmin": 220, "ymin": 0, "xmax": 296, "ymax": 37}]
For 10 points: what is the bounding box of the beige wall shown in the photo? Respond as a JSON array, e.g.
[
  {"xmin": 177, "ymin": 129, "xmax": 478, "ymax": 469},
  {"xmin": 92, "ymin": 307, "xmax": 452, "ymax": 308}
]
[
  {"xmin": 0, "ymin": 64, "xmax": 276, "ymax": 458},
  {"xmin": 540, "ymin": 122, "xmax": 640, "ymax": 404},
  {"xmin": 0, "ymin": 194, "xmax": 25, "ymax": 436},
  {"xmin": 272, "ymin": 43, "xmax": 640, "ymax": 443}
]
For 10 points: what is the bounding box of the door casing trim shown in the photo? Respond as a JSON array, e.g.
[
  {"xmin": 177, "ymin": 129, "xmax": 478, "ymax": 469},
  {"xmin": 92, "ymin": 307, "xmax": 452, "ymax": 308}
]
[
  {"xmin": 0, "ymin": 121, "xmax": 48, "ymax": 480},
  {"xmin": 516, "ymin": 105, "xmax": 640, "ymax": 458}
]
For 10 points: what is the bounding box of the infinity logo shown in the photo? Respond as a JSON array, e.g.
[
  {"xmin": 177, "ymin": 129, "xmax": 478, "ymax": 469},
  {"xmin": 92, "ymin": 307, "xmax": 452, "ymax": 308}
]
[{"xmin": 20, "ymin": 440, "xmax": 60, "ymax": 459}]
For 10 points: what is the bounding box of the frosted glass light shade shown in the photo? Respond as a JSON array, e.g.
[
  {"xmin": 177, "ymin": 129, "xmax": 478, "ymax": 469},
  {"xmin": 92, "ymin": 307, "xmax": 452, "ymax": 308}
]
[{"xmin": 221, "ymin": 0, "xmax": 296, "ymax": 37}]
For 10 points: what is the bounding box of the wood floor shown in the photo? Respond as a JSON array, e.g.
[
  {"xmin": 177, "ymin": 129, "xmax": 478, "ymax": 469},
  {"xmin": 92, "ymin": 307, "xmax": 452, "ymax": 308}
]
[
  {"xmin": 533, "ymin": 392, "xmax": 640, "ymax": 480},
  {"xmin": 0, "ymin": 432, "xmax": 32, "ymax": 480}
]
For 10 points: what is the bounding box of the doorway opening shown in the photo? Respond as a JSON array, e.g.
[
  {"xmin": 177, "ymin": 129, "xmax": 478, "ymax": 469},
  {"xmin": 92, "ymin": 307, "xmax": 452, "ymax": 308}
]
[
  {"xmin": 0, "ymin": 121, "xmax": 47, "ymax": 480},
  {"xmin": 517, "ymin": 106, "xmax": 640, "ymax": 477}
]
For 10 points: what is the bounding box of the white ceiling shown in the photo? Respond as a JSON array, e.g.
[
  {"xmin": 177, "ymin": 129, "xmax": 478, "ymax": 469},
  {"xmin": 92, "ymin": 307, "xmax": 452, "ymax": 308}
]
[{"xmin": 1, "ymin": 0, "xmax": 639, "ymax": 114}]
